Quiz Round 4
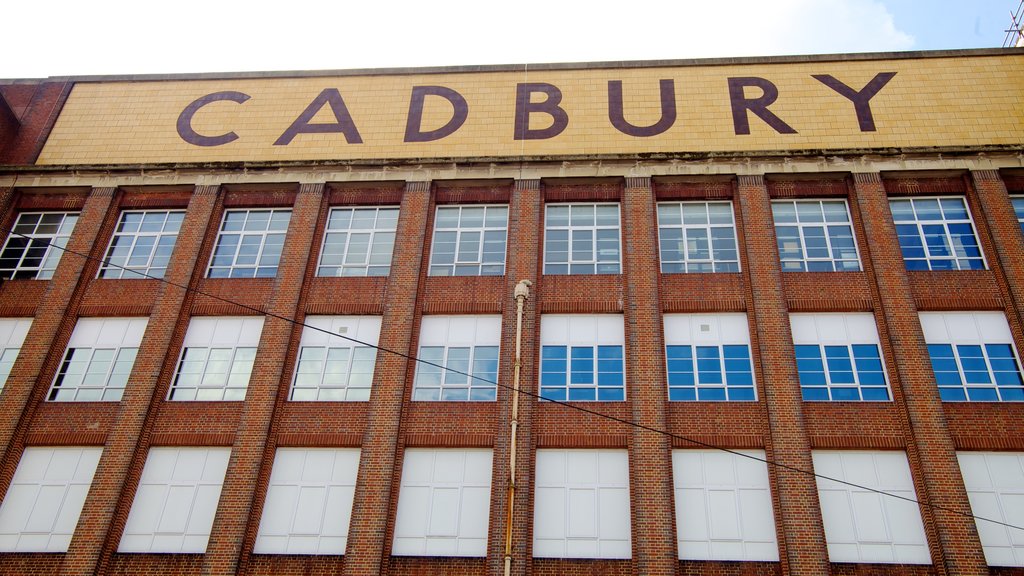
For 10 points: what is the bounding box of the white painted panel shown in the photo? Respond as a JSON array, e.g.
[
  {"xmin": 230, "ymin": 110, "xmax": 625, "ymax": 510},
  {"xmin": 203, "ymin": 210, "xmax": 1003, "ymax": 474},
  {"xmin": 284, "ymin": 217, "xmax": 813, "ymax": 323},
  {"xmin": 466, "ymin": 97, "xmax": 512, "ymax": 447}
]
[
  {"xmin": 791, "ymin": 313, "xmax": 880, "ymax": 345},
  {"xmin": 664, "ymin": 313, "xmax": 751, "ymax": 345},
  {"xmin": 672, "ymin": 450, "xmax": 777, "ymax": 561},
  {"xmin": 813, "ymin": 450, "xmax": 929, "ymax": 564},
  {"xmin": 293, "ymin": 486, "xmax": 327, "ymax": 534},
  {"xmin": 598, "ymin": 487, "xmax": 631, "ymax": 541},
  {"xmin": 567, "ymin": 488, "xmax": 597, "ymax": 538},
  {"xmin": 957, "ymin": 451, "xmax": 1024, "ymax": 566},
  {"xmin": 428, "ymin": 488, "xmax": 461, "ymax": 537},
  {"xmin": 920, "ymin": 312, "xmax": 1014, "ymax": 345},
  {"xmin": 0, "ymin": 319, "xmax": 31, "ymax": 349},
  {"xmin": 0, "ymin": 447, "xmax": 102, "ymax": 552},
  {"xmin": 533, "ymin": 487, "xmax": 566, "ymax": 540},
  {"xmin": 918, "ymin": 312, "xmax": 950, "ymax": 342}
]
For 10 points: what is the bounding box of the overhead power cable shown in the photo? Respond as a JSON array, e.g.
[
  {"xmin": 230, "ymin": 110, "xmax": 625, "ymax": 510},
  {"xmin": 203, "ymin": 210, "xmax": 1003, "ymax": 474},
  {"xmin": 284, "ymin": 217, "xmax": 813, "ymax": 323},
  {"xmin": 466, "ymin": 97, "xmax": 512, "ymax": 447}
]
[{"xmin": 2, "ymin": 225, "xmax": 1022, "ymax": 534}]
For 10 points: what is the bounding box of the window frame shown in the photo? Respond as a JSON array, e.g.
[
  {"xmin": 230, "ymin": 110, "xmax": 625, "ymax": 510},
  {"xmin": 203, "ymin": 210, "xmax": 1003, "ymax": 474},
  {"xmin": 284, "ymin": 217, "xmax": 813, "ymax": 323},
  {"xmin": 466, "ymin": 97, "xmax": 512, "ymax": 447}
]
[
  {"xmin": 392, "ymin": 448, "xmax": 493, "ymax": 557},
  {"xmin": 889, "ymin": 196, "xmax": 987, "ymax": 271},
  {"xmin": 316, "ymin": 206, "xmax": 399, "ymax": 278},
  {"xmin": 956, "ymin": 451, "xmax": 1024, "ymax": 567},
  {"xmin": 428, "ymin": 204, "xmax": 508, "ymax": 276},
  {"xmin": 1012, "ymin": 196, "xmax": 1024, "ymax": 237},
  {"xmin": 656, "ymin": 201, "xmax": 741, "ymax": 273},
  {"xmin": 0, "ymin": 447, "xmax": 102, "ymax": 552},
  {"xmin": 920, "ymin": 311, "xmax": 1024, "ymax": 402},
  {"xmin": 812, "ymin": 450, "xmax": 931, "ymax": 564},
  {"xmin": 47, "ymin": 317, "xmax": 148, "ymax": 402},
  {"xmin": 253, "ymin": 448, "xmax": 361, "ymax": 555},
  {"xmin": 0, "ymin": 211, "xmax": 79, "ymax": 280},
  {"xmin": 532, "ymin": 449, "xmax": 632, "ymax": 559},
  {"xmin": 539, "ymin": 314, "xmax": 626, "ymax": 402},
  {"xmin": 790, "ymin": 313, "xmax": 892, "ymax": 402},
  {"xmin": 206, "ymin": 208, "xmax": 291, "ymax": 279},
  {"xmin": 771, "ymin": 199, "xmax": 862, "ymax": 272},
  {"xmin": 664, "ymin": 313, "xmax": 756, "ymax": 402},
  {"xmin": 543, "ymin": 203, "xmax": 622, "ymax": 275},
  {"xmin": 118, "ymin": 447, "xmax": 230, "ymax": 553},
  {"xmin": 168, "ymin": 316, "xmax": 265, "ymax": 402},
  {"xmin": 289, "ymin": 316, "xmax": 381, "ymax": 402},
  {"xmin": 412, "ymin": 315, "xmax": 501, "ymax": 402},
  {"xmin": 672, "ymin": 449, "xmax": 778, "ymax": 561},
  {"xmin": 98, "ymin": 210, "xmax": 185, "ymax": 279}
]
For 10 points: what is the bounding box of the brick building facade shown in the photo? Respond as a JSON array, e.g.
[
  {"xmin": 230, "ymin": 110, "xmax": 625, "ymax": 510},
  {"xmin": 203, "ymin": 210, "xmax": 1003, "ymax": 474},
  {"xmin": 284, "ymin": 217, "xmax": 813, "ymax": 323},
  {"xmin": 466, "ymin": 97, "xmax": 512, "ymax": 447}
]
[{"xmin": 0, "ymin": 48, "xmax": 1021, "ymax": 575}]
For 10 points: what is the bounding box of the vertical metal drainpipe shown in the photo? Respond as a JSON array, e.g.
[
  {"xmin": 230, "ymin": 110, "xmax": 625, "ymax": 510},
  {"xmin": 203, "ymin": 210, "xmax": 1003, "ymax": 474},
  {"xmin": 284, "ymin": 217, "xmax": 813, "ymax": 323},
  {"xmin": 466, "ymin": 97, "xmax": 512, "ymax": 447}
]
[{"xmin": 505, "ymin": 279, "xmax": 532, "ymax": 576}]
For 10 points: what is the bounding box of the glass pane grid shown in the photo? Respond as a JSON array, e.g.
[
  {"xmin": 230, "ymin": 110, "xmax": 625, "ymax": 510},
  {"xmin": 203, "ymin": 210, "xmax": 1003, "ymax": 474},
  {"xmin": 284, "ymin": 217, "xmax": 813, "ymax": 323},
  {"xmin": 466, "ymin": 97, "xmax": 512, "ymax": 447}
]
[
  {"xmin": 0, "ymin": 212, "xmax": 79, "ymax": 280},
  {"xmin": 428, "ymin": 205, "xmax": 508, "ymax": 276},
  {"xmin": 929, "ymin": 342, "xmax": 1024, "ymax": 402},
  {"xmin": 169, "ymin": 346, "xmax": 256, "ymax": 401},
  {"xmin": 667, "ymin": 344, "xmax": 755, "ymax": 401},
  {"xmin": 208, "ymin": 209, "xmax": 292, "ymax": 278},
  {"xmin": 289, "ymin": 345, "xmax": 376, "ymax": 401},
  {"xmin": 543, "ymin": 203, "xmax": 621, "ymax": 275},
  {"xmin": 317, "ymin": 207, "xmax": 398, "ymax": 277},
  {"xmin": 412, "ymin": 345, "xmax": 498, "ymax": 401},
  {"xmin": 540, "ymin": 344, "xmax": 625, "ymax": 402},
  {"xmin": 48, "ymin": 347, "xmax": 138, "ymax": 402},
  {"xmin": 796, "ymin": 344, "xmax": 890, "ymax": 401},
  {"xmin": 772, "ymin": 200, "xmax": 861, "ymax": 272},
  {"xmin": 889, "ymin": 197, "xmax": 985, "ymax": 271},
  {"xmin": 99, "ymin": 210, "xmax": 184, "ymax": 279},
  {"xmin": 657, "ymin": 201, "xmax": 740, "ymax": 273}
]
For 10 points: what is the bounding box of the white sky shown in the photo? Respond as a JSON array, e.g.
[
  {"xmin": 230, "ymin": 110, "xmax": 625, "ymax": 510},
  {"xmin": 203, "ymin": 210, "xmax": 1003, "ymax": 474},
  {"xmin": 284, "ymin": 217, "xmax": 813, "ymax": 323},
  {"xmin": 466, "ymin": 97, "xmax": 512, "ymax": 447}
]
[{"xmin": 0, "ymin": 0, "xmax": 1009, "ymax": 78}]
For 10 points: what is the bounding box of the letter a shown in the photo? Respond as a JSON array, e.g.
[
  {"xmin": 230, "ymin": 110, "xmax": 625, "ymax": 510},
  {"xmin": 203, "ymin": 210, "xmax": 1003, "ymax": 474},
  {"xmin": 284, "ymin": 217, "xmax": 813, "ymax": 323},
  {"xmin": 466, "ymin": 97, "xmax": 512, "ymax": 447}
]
[{"xmin": 274, "ymin": 88, "xmax": 363, "ymax": 146}]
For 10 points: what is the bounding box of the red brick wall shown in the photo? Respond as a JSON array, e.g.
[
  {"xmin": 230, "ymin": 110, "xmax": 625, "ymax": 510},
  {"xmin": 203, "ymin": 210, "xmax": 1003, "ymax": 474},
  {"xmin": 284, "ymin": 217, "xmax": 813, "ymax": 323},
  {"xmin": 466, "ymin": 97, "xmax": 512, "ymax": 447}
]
[{"xmin": 0, "ymin": 169, "xmax": 1020, "ymax": 576}]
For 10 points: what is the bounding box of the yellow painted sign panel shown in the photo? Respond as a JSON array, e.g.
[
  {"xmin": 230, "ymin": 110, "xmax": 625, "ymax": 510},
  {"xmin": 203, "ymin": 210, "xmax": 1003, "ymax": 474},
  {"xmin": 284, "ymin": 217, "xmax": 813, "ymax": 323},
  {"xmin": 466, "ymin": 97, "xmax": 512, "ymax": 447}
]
[{"xmin": 36, "ymin": 54, "xmax": 1024, "ymax": 165}]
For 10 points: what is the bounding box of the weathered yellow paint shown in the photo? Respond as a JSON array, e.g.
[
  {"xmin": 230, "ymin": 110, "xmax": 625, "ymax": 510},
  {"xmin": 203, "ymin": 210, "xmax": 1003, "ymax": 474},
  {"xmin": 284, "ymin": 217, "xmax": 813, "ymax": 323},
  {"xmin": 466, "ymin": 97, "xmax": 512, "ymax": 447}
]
[{"xmin": 36, "ymin": 54, "xmax": 1024, "ymax": 165}]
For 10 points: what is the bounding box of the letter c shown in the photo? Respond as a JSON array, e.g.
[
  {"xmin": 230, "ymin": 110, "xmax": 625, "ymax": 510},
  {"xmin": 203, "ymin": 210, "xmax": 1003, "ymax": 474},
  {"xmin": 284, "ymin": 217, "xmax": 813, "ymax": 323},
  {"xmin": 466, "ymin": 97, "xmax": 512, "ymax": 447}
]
[{"xmin": 176, "ymin": 91, "xmax": 250, "ymax": 147}]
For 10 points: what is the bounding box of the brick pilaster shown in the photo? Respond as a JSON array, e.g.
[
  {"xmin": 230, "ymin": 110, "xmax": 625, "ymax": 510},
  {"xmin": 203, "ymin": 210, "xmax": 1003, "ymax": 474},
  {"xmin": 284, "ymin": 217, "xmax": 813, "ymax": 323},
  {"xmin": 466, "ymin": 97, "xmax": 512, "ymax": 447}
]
[
  {"xmin": 0, "ymin": 186, "xmax": 117, "ymax": 492},
  {"xmin": 621, "ymin": 176, "xmax": 676, "ymax": 575},
  {"xmin": 200, "ymin": 184, "xmax": 325, "ymax": 575},
  {"xmin": 970, "ymin": 170, "xmax": 1024, "ymax": 333},
  {"xmin": 342, "ymin": 181, "xmax": 432, "ymax": 576},
  {"xmin": 853, "ymin": 172, "xmax": 987, "ymax": 575},
  {"xmin": 735, "ymin": 175, "xmax": 830, "ymax": 575},
  {"xmin": 62, "ymin": 184, "xmax": 222, "ymax": 576},
  {"xmin": 488, "ymin": 179, "xmax": 541, "ymax": 576}
]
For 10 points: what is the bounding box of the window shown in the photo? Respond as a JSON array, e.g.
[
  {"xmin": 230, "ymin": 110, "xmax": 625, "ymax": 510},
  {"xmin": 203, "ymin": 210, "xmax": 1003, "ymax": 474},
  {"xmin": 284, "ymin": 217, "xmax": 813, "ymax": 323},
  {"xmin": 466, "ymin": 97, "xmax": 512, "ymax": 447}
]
[
  {"xmin": 889, "ymin": 197, "xmax": 985, "ymax": 270},
  {"xmin": 169, "ymin": 316, "xmax": 265, "ymax": 401},
  {"xmin": 392, "ymin": 449, "xmax": 492, "ymax": 557},
  {"xmin": 428, "ymin": 205, "xmax": 507, "ymax": 276},
  {"xmin": 290, "ymin": 316, "xmax": 380, "ymax": 401},
  {"xmin": 1012, "ymin": 196, "xmax": 1024, "ymax": 236},
  {"xmin": 664, "ymin": 314, "xmax": 755, "ymax": 401},
  {"xmin": 673, "ymin": 450, "xmax": 778, "ymax": 561},
  {"xmin": 48, "ymin": 317, "xmax": 148, "ymax": 402},
  {"xmin": 99, "ymin": 210, "xmax": 184, "ymax": 279},
  {"xmin": 772, "ymin": 200, "xmax": 860, "ymax": 271},
  {"xmin": 920, "ymin": 311, "xmax": 1024, "ymax": 402},
  {"xmin": 0, "ymin": 447, "xmax": 101, "ymax": 552},
  {"xmin": 413, "ymin": 316, "xmax": 500, "ymax": 401},
  {"xmin": 0, "ymin": 318, "xmax": 31, "ymax": 390},
  {"xmin": 0, "ymin": 212, "xmax": 79, "ymax": 280},
  {"xmin": 533, "ymin": 449, "xmax": 631, "ymax": 559},
  {"xmin": 791, "ymin": 313, "xmax": 890, "ymax": 402},
  {"xmin": 813, "ymin": 450, "xmax": 930, "ymax": 564},
  {"xmin": 317, "ymin": 207, "xmax": 398, "ymax": 277},
  {"xmin": 544, "ymin": 203, "xmax": 621, "ymax": 275},
  {"xmin": 540, "ymin": 315, "xmax": 625, "ymax": 402},
  {"xmin": 957, "ymin": 452, "xmax": 1024, "ymax": 567},
  {"xmin": 657, "ymin": 201, "xmax": 740, "ymax": 273},
  {"xmin": 118, "ymin": 447, "xmax": 230, "ymax": 553},
  {"xmin": 254, "ymin": 448, "xmax": 360, "ymax": 555},
  {"xmin": 207, "ymin": 209, "xmax": 291, "ymax": 278}
]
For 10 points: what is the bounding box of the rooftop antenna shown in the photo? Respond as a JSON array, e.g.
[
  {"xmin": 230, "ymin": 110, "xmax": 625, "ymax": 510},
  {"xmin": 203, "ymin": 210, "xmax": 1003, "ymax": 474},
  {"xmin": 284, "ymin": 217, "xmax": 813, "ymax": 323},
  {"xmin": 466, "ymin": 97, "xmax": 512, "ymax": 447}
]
[{"xmin": 1003, "ymin": 0, "xmax": 1024, "ymax": 47}]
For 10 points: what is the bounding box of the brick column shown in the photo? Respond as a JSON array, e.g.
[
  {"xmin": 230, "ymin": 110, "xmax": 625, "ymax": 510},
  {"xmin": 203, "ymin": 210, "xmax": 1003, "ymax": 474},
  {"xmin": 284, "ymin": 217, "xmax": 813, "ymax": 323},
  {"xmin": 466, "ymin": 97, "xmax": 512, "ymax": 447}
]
[
  {"xmin": 0, "ymin": 186, "xmax": 117, "ymax": 483},
  {"xmin": 61, "ymin": 184, "xmax": 221, "ymax": 576},
  {"xmin": 342, "ymin": 181, "xmax": 431, "ymax": 576},
  {"xmin": 853, "ymin": 172, "xmax": 987, "ymax": 575},
  {"xmin": 620, "ymin": 176, "xmax": 676, "ymax": 574},
  {"xmin": 200, "ymin": 183, "xmax": 325, "ymax": 575},
  {"xmin": 970, "ymin": 170, "xmax": 1024, "ymax": 328},
  {"xmin": 488, "ymin": 179, "xmax": 541, "ymax": 576},
  {"xmin": 735, "ymin": 175, "xmax": 830, "ymax": 575}
]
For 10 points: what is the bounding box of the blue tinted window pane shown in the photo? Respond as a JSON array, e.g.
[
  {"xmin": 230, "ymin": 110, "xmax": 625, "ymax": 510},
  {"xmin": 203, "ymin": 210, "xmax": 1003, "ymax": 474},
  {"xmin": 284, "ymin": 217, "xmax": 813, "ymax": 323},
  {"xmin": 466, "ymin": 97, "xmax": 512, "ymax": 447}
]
[
  {"xmin": 966, "ymin": 388, "xmax": 999, "ymax": 402},
  {"xmin": 831, "ymin": 387, "xmax": 860, "ymax": 401},
  {"xmin": 939, "ymin": 387, "xmax": 967, "ymax": 401},
  {"xmin": 728, "ymin": 388, "xmax": 755, "ymax": 401},
  {"xmin": 697, "ymin": 388, "xmax": 727, "ymax": 401},
  {"xmin": 861, "ymin": 388, "xmax": 890, "ymax": 401},
  {"xmin": 999, "ymin": 387, "xmax": 1024, "ymax": 401},
  {"xmin": 670, "ymin": 388, "xmax": 696, "ymax": 401},
  {"xmin": 802, "ymin": 387, "xmax": 829, "ymax": 401}
]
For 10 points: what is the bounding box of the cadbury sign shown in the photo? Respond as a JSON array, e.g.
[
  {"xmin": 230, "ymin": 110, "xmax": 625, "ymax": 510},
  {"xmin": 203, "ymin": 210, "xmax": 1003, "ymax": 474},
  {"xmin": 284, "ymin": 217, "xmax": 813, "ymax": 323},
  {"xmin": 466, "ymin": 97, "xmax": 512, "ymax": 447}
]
[{"xmin": 35, "ymin": 54, "xmax": 1024, "ymax": 165}]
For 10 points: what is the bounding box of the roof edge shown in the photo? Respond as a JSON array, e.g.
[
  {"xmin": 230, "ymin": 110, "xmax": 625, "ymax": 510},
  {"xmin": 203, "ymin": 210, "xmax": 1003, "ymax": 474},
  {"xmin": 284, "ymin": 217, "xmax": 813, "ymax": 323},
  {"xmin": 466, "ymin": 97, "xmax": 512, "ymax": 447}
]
[{"xmin": 4, "ymin": 47, "xmax": 1023, "ymax": 84}]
